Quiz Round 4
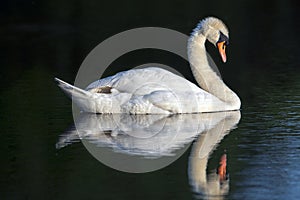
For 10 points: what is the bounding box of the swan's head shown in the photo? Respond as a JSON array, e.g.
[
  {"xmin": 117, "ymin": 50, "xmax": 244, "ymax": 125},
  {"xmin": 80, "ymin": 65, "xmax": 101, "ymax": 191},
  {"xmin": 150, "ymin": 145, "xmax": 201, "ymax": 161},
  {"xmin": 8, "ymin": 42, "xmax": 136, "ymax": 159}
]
[{"xmin": 192, "ymin": 17, "xmax": 229, "ymax": 62}]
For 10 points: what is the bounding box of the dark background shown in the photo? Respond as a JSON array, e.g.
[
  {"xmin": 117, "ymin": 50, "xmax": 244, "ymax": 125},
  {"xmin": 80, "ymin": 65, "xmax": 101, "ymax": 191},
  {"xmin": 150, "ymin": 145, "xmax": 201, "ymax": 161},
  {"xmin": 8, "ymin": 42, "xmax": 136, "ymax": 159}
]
[
  {"xmin": 1, "ymin": 0, "xmax": 299, "ymax": 199},
  {"xmin": 2, "ymin": 0, "xmax": 299, "ymax": 95}
]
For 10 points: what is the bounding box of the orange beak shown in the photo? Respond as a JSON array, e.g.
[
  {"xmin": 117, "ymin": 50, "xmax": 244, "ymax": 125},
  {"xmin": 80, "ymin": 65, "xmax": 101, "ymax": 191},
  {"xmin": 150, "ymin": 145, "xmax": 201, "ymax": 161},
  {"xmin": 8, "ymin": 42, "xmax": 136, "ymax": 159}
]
[{"xmin": 217, "ymin": 41, "xmax": 227, "ymax": 63}]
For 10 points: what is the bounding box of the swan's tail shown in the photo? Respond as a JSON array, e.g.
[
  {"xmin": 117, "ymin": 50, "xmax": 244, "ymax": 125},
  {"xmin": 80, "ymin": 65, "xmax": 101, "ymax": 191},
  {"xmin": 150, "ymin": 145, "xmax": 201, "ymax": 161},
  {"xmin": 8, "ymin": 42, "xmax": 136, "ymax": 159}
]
[
  {"xmin": 54, "ymin": 78, "xmax": 91, "ymax": 99},
  {"xmin": 54, "ymin": 78, "xmax": 124, "ymax": 113},
  {"xmin": 55, "ymin": 77, "xmax": 99, "ymax": 112}
]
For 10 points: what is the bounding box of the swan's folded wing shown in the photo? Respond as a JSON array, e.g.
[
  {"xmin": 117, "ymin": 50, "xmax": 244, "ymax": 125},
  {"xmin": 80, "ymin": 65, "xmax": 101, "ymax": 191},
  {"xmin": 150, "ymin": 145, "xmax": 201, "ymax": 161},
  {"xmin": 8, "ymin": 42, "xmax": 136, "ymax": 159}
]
[{"xmin": 85, "ymin": 67, "xmax": 201, "ymax": 95}]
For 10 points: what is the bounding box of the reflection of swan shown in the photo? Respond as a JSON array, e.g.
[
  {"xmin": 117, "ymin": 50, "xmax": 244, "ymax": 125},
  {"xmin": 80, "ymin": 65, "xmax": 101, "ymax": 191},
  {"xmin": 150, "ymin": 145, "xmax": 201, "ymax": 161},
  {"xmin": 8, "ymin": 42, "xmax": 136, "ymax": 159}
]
[
  {"xmin": 189, "ymin": 111, "xmax": 240, "ymax": 199},
  {"xmin": 55, "ymin": 17, "xmax": 240, "ymax": 114},
  {"xmin": 57, "ymin": 113, "xmax": 227, "ymax": 157},
  {"xmin": 56, "ymin": 111, "xmax": 240, "ymax": 174}
]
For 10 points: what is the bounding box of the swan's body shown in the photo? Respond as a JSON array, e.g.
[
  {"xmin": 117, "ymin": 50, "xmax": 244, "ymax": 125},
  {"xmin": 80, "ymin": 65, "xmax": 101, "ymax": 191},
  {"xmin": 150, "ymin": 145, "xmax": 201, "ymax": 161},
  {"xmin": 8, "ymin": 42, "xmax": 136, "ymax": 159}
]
[{"xmin": 56, "ymin": 17, "xmax": 241, "ymax": 114}]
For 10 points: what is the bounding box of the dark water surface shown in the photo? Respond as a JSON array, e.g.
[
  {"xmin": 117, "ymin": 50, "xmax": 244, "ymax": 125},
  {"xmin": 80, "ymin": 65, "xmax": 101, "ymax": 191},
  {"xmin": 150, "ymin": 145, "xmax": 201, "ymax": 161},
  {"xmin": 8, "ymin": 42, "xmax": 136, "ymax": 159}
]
[{"xmin": 1, "ymin": 0, "xmax": 300, "ymax": 199}]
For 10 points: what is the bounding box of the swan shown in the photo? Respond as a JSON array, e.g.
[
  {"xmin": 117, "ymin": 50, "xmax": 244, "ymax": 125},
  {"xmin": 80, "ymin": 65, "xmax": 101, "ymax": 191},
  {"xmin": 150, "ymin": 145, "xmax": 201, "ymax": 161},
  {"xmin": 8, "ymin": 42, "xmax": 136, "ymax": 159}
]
[{"xmin": 55, "ymin": 17, "xmax": 241, "ymax": 114}]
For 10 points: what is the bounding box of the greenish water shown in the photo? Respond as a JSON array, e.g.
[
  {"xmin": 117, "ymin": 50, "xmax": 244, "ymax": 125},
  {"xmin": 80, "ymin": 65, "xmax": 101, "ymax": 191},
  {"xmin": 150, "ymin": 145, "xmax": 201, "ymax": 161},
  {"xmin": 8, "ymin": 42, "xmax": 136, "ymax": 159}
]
[{"xmin": 1, "ymin": 0, "xmax": 300, "ymax": 199}]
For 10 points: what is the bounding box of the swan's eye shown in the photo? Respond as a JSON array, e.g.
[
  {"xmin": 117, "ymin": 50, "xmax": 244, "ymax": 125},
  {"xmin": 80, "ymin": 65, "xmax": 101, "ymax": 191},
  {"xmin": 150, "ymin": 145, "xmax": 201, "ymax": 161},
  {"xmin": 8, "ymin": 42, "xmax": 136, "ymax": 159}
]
[{"xmin": 217, "ymin": 31, "xmax": 229, "ymax": 47}]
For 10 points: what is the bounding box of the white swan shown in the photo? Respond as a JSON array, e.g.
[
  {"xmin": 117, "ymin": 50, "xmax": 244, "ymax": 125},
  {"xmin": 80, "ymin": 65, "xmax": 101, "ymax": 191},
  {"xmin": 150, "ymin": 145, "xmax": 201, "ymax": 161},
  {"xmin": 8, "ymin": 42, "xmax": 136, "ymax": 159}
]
[{"xmin": 55, "ymin": 17, "xmax": 241, "ymax": 114}]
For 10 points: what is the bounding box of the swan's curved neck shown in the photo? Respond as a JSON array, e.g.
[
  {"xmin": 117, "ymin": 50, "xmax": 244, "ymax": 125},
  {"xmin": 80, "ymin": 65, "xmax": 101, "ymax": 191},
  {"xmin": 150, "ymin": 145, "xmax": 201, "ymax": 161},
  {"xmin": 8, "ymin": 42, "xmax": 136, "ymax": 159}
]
[{"xmin": 188, "ymin": 33, "xmax": 240, "ymax": 110}]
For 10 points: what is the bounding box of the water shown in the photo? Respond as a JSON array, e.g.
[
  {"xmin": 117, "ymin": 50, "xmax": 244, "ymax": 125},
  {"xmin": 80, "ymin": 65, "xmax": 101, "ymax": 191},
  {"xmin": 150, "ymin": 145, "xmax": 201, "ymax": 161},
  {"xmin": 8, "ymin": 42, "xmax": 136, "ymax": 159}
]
[{"xmin": 1, "ymin": 0, "xmax": 300, "ymax": 199}]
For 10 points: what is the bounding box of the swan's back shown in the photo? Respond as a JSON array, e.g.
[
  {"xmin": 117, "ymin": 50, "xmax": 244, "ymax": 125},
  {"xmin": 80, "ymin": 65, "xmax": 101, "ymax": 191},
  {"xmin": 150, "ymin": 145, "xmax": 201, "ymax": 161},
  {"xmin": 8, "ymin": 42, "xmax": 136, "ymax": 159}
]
[{"xmin": 86, "ymin": 67, "xmax": 201, "ymax": 95}]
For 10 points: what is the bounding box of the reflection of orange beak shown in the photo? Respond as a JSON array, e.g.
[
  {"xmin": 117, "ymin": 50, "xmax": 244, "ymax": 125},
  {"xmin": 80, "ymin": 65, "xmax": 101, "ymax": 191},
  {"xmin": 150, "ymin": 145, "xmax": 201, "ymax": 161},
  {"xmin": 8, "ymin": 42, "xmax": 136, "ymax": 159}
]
[
  {"xmin": 218, "ymin": 154, "xmax": 227, "ymax": 182},
  {"xmin": 217, "ymin": 41, "xmax": 227, "ymax": 63}
]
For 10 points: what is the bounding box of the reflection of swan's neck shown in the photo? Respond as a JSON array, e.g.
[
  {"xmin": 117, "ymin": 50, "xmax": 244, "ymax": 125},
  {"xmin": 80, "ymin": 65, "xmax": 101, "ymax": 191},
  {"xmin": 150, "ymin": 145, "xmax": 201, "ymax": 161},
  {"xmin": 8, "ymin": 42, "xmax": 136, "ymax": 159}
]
[
  {"xmin": 188, "ymin": 111, "xmax": 241, "ymax": 198},
  {"xmin": 188, "ymin": 33, "xmax": 241, "ymax": 110}
]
